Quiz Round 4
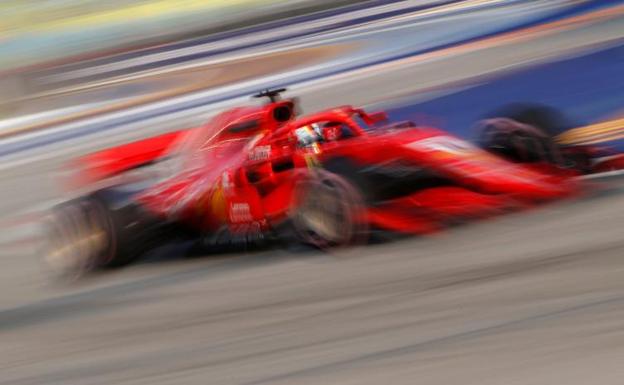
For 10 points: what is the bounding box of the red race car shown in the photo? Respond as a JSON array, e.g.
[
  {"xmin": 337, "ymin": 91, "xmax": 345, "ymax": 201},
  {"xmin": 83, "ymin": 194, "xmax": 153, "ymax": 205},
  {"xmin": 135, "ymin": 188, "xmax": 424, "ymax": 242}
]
[{"xmin": 42, "ymin": 89, "xmax": 623, "ymax": 277}]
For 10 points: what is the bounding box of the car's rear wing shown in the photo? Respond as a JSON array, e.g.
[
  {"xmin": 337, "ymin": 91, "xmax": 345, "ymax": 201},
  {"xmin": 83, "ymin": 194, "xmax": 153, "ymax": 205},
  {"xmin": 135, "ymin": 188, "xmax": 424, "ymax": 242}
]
[{"xmin": 68, "ymin": 130, "xmax": 187, "ymax": 187}]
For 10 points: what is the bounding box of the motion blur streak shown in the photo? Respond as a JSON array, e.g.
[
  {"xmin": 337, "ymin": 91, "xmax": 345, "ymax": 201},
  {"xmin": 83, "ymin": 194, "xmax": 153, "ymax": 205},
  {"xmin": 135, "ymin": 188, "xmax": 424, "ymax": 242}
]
[
  {"xmin": 2, "ymin": 1, "xmax": 624, "ymax": 384},
  {"xmin": 558, "ymin": 118, "xmax": 624, "ymax": 145}
]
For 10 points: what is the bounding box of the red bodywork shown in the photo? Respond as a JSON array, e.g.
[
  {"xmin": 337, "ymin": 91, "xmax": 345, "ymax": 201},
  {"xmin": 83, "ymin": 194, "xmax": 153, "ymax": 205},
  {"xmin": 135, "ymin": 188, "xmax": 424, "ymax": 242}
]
[{"xmin": 70, "ymin": 99, "xmax": 583, "ymax": 237}]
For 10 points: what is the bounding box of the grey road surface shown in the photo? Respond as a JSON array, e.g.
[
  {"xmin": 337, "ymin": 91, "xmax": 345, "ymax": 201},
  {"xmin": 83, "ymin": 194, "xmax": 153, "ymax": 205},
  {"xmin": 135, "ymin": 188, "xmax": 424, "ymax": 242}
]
[{"xmin": 1, "ymin": 179, "xmax": 624, "ymax": 384}]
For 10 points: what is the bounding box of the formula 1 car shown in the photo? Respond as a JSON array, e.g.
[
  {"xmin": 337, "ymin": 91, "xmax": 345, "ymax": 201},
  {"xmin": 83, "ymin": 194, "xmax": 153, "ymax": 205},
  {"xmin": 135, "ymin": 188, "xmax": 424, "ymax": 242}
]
[{"xmin": 42, "ymin": 89, "xmax": 624, "ymax": 277}]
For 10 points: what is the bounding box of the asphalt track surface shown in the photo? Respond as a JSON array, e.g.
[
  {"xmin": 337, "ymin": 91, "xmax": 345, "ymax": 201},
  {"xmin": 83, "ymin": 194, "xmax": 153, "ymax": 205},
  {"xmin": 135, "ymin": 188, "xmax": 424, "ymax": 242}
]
[
  {"xmin": 2, "ymin": 179, "xmax": 624, "ymax": 384},
  {"xmin": 2, "ymin": 5, "xmax": 624, "ymax": 385}
]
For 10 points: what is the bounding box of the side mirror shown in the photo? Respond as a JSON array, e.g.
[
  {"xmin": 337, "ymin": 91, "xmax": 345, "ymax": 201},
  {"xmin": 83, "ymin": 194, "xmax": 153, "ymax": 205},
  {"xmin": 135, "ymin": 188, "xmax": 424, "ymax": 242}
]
[
  {"xmin": 367, "ymin": 111, "xmax": 388, "ymax": 124},
  {"xmin": 356, "ymin": 110, "xmax": 388, "ymax": 126}
]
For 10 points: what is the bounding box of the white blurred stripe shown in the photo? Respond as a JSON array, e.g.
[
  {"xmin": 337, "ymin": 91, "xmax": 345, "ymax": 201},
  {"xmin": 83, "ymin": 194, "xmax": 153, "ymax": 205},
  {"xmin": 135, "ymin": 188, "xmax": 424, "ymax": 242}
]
[{"xmin": 41, "ymin": 0, "xmax": 516, "ymax": 84}]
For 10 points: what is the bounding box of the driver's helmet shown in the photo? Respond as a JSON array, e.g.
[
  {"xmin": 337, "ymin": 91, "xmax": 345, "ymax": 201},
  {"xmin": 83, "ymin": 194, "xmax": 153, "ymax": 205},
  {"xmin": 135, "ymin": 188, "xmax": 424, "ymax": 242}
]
[{"xmin": 294, "ymin": 123, "xmax": 322, "ymax": 147}]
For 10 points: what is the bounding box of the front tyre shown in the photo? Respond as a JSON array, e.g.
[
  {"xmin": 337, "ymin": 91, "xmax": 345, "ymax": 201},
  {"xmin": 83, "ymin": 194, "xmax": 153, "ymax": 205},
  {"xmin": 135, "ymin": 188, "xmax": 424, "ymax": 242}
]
[
  {"xmin": 478, "ymin": 104, "xmax": 591, "ymax": 172},
  {"xmin": 283, "ymin": 170, "xmax": 368, "ymax": 249}
]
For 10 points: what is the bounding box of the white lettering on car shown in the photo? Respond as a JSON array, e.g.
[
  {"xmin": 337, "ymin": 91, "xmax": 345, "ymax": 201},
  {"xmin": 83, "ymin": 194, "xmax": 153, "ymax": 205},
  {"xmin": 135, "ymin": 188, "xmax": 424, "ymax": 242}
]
[
  {"xmin": 249, "ymin": 145, "xmax": 271, "ymax": 161},
  {"xmin": 230, "ymin": 203, "xmax": 253, "ymax": 223}
]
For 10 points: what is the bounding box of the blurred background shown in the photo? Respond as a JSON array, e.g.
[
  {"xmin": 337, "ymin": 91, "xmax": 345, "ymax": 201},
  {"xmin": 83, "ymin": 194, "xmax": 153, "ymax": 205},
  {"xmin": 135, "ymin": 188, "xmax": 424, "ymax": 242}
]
[{"xmin": 1, "ymin": 1, "xmax": 624, "ymax": 384}]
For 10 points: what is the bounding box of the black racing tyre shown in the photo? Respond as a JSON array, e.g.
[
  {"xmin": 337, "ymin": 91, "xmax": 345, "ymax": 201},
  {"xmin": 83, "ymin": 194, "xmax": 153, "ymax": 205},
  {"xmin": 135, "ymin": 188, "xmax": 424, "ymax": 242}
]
[
  {"xmin": 478, "ymin": 104, "xmax": 589, "ymax": 169},
  {"xmin": 42, "ymin": 192, "xmax": 155, "ymax": 279},
  {"xmin": 42, "ymin": 196, "xmax": 117, "ymax": 279},
  {"xmin": 278, "ymin": 170, "xmax": 368, "ymax": 249}
]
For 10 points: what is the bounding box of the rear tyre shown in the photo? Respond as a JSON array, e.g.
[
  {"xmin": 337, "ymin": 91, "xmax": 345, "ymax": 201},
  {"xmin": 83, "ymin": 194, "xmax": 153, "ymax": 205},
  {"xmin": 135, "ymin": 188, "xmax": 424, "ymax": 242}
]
[
  {"xmin": 43, "ymin": 197, "xmax": 115, "ymax": 279},
  {"xmin": 279, "ymin": 170, "xmax": 368, "ymax": 249},
  {"xmin": 42, "ymin": 191, "xmax": 158, "ymax": 279}
]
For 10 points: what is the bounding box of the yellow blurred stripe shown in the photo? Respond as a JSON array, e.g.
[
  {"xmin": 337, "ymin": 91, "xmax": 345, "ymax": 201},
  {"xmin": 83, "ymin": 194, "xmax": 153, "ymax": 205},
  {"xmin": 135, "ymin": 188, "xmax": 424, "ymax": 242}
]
[
  {"xmin": 557, "ymin": 118, "xmax": 624, "ymax": 145},
  {"xmin": 1, "ymin": 0, "xmax": 274, "ymax": 35},
  {"xmin": 566, "ymin": 132, "xmax": 624, "ymax": 145}
]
